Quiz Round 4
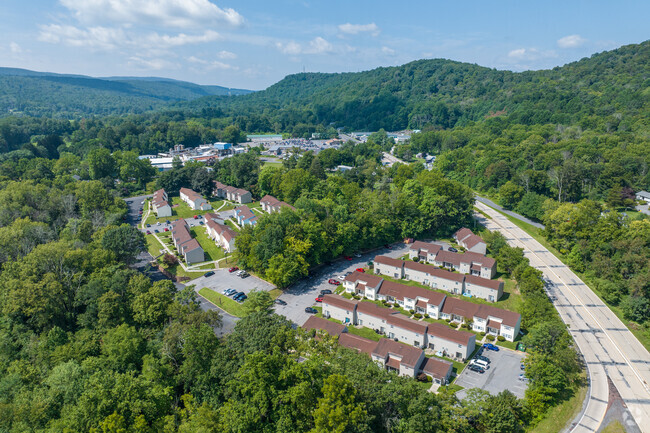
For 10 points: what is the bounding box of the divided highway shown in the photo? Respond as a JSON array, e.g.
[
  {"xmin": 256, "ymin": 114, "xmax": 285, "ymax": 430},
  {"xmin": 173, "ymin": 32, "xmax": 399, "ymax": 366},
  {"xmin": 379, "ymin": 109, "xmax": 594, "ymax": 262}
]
[{"xmin": 475, "ymin": 202, "xmax": 650, "ymax": 433}]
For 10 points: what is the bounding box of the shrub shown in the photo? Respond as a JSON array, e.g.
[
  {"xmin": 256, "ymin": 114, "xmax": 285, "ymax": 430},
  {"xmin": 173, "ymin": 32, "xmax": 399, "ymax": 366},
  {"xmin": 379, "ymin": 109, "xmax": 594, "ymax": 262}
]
[
  {"xmin": 382, "ymin": 300, "xmax": 390, "ymax": 305},
  {"xmin": 162, "ymin": 253, "xmax": 178, "ymax": 266},
  {"xmin": 460, "ymin": 323, "xmax": 469, "ymax": 329},
  {"xmin": 424, "ymin": 314, "xmax": 430, "ymax": 319},
  {"xmin": 445, "ymin": 319, "xmax": 451, "ymax": 323},
  {"xmin": 414, "ymin": 313, "xmax": 422, "ymax": 319},
  {"xmin": 480, "ymin": 332, "xmax": 486, "ymax": 337},
  {"xmin": 497, "ymin": 335, "xmax": 506, "ymax": 342},
  {"xmin": 412, "ymin": 257, "xmax": 419, "ymax": 262},
  {"xmin": 409, "ymin": 309, "xmax": 415, "ymax": 315},
  {"xmin": 449, "ymin": 322, "xmax": 457, "ymax": 328},
  {"xmin": 486, "ymin": 335, "xmax": 495, "ymax": 341}
]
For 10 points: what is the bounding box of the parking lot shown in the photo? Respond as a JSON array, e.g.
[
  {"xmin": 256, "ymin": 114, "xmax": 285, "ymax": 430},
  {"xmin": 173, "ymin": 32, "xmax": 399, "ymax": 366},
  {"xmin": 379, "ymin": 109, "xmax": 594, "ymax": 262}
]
[
  {"xmin": 455, "ymin": 347, "xmax": 528, "ymax": 399},
  {"xmin": 273, "ymin": 244, "xmax": 410, "ymax": 325},
  {"xmin": 191, "ymin": 268, "xmax": 275, "ymax": 297}
]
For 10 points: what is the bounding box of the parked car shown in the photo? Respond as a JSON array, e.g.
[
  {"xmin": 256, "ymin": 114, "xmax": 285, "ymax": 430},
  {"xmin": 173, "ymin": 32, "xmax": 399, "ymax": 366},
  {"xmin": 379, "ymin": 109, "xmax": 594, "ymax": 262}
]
[
  {"xmin": 204, "ymin": 271, "xmax": 214, "ymax": 277},
  {"xmin": 141, "ymin": 201, "xmax": 145, "ymax": 205},
  {"xmin": 354, "ymin": 253, "xmax": 361, "ymax": 258},
  {"xmin": 146, "ymin": 230, "xmax": 151, "ymax": 235},
  {"xmin": 164, "ymin": 228, "xmax": 169, "ymax": 232},
  {"xmin": 199, "ymin": 221, "xmax": 204, "ymax": 225},
  {"xmin": 274, "ymin": 299, "xmax": 287, "ymax": 306},
  {"xmin": 229, "ymin": 267, "xmax": 239, "ymax": 273},
  {"xmin": 193, "ymin": 215, "xmax": 198, "ymax": 219},
  {"xmin": 520, "ymin": 363, "xmax": 526, "ymax": 370},
  {"xmin": 223, "ymin": 288, "xmax": 236, "ymax": 296},
  {"xmin": 518, "ymin": 373, "xmax": 529, "ymax": 382},
  {"xmin": 315, "ymin": 297, "xmax": 323, "ymax": 302},
  {"xmin": 475, "ymin": 355, "xmax": 490, "ymax": 363},
  {"xmin": 467, "ymin": 364, "xmax": 485, "ymax": 373},
  {"xmin": 470, "ymin": 359, "xmax": 489, "ymax": 370},
  {"xmin": 236, "ymin": 270, "xmax": 244, "ymax": 276},
  {"xmin": 448, "ymin": 247, "xmax": 458, "ymax": 252},
  {"xmin": 146, "ymin": 224, "xmax": 151, "ymax": 227},
  {"xmin": 338, "ymin": 275, "xmax": 346, "ymax": 280},
  {"xmin": 328, "ymin": 279, "xmax": 340, "ymax": 285},
  {"xmin": 154, "ymin": 229, "xmax": 159, "ymax": 233},
  {"xmin": 320, "ymin": 289, "xmax": 332, "ymax": 296},
  {"xmin": 240, "ymin": 272, "xmax": 250, "ymax": 278},
  {"xmin": 305, "ymin": 307, "xmax": 318, "ymax": 314},
  {"xmin": 235, "ymin": 294, "xmax": 248, "ymax": 303},
  {"xmin": 355, "ymin": 268, "xmax": 365, "ymax": 273},
  {"xmin": 166, "ymin": 220, "xmax": 171, "ymax": 224},
  {"xmin": 483, "ymin": 343, "xmax": 499, "ymax": 351},
  {"xmin": 232, "ymin": 291, "xmax": 244, "ymax": 300},
  {"xmin": 343, "ymin": 256, "xmax": 352, "ymax": 261},
  {"xmin": 384, "ymin": 244, "xmax": 391, "ymax": 249},
  {"xmin": 198, "ymin": 214, "xmax": 203, "ymax": 219}
]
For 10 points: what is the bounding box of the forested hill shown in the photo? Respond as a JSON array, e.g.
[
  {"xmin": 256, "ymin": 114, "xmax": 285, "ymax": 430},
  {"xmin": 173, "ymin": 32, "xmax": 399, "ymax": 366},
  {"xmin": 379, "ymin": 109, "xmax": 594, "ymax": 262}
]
[
  {"xmin": 0, "ymin": 68, "xmax": 252, "ymax": 118},
  {"xmin": 186, "ymin": 40, "xmax": 650, "ymax": 131}
]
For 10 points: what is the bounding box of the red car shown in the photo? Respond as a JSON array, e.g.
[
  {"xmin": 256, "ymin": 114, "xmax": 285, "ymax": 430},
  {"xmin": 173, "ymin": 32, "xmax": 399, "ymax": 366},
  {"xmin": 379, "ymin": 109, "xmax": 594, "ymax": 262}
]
[
  {"xmin": 193, "ymin": 215, "xmax": 199, "ymax": 219},
  {"xmin": 164, "ymin": 228, "xmax": 169, "ymax": 232},
  {"xmin": 146, "ymin": 230, "xmax": 151, "ymax": 235},
  {"xmin": 228, "ymin": 267, "xmax": 239, "ymax": 273},
  {"xmin": 315, "ymin": 297, "xmax": 323, "ymax": 302},
  {"xmin": 356, "ymin": 268, "xmax": 365, "ymax": 273},
  {"xmin": 343, "ymin": 256, "xmax": 352, "ymax": 261},
  {"xmin": 328, "ymin": 279, "xmax": 340, "ymax": 285}
]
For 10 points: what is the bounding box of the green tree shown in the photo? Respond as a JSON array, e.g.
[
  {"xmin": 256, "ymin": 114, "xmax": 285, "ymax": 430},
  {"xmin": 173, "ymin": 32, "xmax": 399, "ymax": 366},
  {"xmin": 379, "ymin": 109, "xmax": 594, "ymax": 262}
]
[
  {"xmin": 100, "ymin": 224, "xmax": 145, "ymax": 265},
  {"xmin": 87, "ymin": 148, "xmax": 116, "ymax": 180},
  {"xmin": 312, "ymin": 374, "xmax": 368, "ymax": 433},
  {"xmin": 241, "ymin": 290, "xmax": 274, "ymax": 316}
]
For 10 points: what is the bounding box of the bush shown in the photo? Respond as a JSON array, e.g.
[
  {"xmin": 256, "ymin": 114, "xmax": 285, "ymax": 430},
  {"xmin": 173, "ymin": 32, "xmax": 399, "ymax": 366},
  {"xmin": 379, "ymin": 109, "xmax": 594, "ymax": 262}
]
[
  {"xmin": 414, "ymin": 313, "xmax": 422, "ymax": 319},
  {"xmin": 480, "ymin": 332, "xmax": 486, "ymax": 337},
  {"xmin": 352, "ymin": 295, "xmax": 361, "ymax": 300},
  {"xmin": 445, "ymin": 319, "xmax": 451, "ymax": 323},
  {"xmin": 486, "ymin": 335, "xmax": 495, "ymax": 341},
  {"xmin": 460, "ymin": 323, "xmax": 468, "ymax": 329},
  {"xmin": 409, "ymin": 309, "xmax": 415, "ymax": 315},
  {"xmin": 497, "ymin": 335, "xmax": 506, "ymax": 342},
  {"xmin": 162, "ymin": 253, "xmax": 178, "ymax": 266},
  {"xmin": 449, "ymin": 322, "xmax": 457, "ymax": 328},
  {"xmin": 424, "ymin": 314, "xmax": 430, "ymax": 319},
  {"xmin": 412, "ymin": 257, "xmax": 419, "ymax": 262},
  {"xmin": 382, "ymin": 300, "xmax": 390, "ymax": 305}
]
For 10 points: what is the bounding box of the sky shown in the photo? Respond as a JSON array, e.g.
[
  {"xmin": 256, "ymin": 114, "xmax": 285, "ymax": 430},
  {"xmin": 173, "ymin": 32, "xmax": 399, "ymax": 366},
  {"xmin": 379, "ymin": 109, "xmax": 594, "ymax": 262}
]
[{"xmin": 0, "ymin": 0, "xmax": 648, "ymax": 90}]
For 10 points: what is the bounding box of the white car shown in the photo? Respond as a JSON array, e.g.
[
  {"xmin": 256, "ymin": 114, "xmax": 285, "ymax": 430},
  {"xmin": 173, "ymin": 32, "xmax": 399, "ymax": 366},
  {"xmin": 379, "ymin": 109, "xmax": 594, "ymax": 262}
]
[
  {"xmin": 338, "ymin": 275, "xmax": 346, "ymax": 280},
  {"xmin": 354, "ymin": 253, "xmax": 361, "ymax": 258}
]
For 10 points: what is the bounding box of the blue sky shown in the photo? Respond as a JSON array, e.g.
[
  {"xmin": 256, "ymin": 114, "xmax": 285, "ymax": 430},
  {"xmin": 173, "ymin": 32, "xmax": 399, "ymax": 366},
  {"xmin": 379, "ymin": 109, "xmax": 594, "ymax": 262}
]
[{"xmin": 0, "ymin": 0, "xmax": 648, "ymax": 90}]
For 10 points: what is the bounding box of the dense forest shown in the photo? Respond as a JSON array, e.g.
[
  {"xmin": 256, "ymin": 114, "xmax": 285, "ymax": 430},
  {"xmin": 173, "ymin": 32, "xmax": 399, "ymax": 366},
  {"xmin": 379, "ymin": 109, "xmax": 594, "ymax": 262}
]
[{"xmin": 0, "ymin": 68, "xmax": 251, "ymax": 118}]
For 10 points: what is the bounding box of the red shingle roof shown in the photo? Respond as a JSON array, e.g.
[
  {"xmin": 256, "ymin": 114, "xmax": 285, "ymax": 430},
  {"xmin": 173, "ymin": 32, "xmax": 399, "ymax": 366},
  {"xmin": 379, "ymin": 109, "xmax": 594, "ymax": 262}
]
[
  {"xmin": 464, "ymin": 274, "xmax": 503, "ymax": 291},
  {"xmin": 338, "ymin": 333, "xmax": 377, "ymax": 355},
  {"xmin": 427, "ymin": 322, "xmax": 474, "ymax": 346},
  {"xmin": 403, "ymin": 261, "xmax": 466, "ymax": 283},
  {"xmin": 440, "ymin": 297, "xmax": 480, "ymax": 320},
  {"xmin": 372, "ymin": 338, "xmax": 422, "ymax": 368},
  {"xmin": 421, "ymin": 357, "xmax": 453, "ymax": 379},
  {"xmin": 476, "ymin": 304, "xmax": 520, "ymax": 328},
  {"xmin": 322, "ymin": 294, "xmax": 358, "ymax": 311},
  {"xmin": 374, "ymin": 255, "xmax": 405, "ymax": 268},
  {"xmin": 344, "ymin": 271, "xmax": 383, "ymax": 287},
  {"xmin": 302, "ymin": 316, "xmax": 346, "ymax": 337},
  {"xmin": 378, "ymin": 280, "xmax": 446, "ymax": 306}
]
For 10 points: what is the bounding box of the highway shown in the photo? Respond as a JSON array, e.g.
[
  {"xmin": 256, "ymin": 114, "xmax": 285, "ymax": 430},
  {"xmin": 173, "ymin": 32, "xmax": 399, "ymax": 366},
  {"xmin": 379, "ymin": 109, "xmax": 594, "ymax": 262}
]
[{"xmin": 475, "ymin": 202, "xmax": 650, "ymax": 433}]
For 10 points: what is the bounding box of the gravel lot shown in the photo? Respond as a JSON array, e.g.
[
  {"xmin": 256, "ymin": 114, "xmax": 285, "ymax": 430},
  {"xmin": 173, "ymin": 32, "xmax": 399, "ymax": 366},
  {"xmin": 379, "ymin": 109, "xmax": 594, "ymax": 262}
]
[{"xmin": 455, "ymin": 347, "xmax": 528, "ymax": 399}]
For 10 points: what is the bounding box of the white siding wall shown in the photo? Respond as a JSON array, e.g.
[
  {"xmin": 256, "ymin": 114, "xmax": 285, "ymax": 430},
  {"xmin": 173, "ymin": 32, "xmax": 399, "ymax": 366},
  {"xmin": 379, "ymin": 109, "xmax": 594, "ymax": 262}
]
[
  {"xmin": 322, "ymin": 303, "xmax": 355, "ymax": 324},
  {"xmin": 426, "ymin": 334, "xmax": 474, "ymax": 360},
  {"xmin": 184, "ymin": 248, "xmax": 204, "ymax": 264},
  {"xmin": 374, "ymin": 263, "xmax": 403, "ymax": 279}
]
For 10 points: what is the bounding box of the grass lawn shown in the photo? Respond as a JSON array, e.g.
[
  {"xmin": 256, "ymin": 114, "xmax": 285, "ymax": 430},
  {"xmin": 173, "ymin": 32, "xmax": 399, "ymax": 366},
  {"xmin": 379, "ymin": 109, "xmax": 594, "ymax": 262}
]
[
  {"xmin": 527, "ymin": 377, "xmax": 587, "ymax": 433},
  {"xmin": 190, "ymin": 226, "xmax": 226, "ymax": 261},
  {"xmin": 347, "ymin": 326, "xmax": 382, "ymax": 341},
  {"xmin": 199, "ymin": 288, "xmax": 246, "ymax": 317},
  {"xmin": 599, "ymin": 421, "xmax": 626, "ymax": 433},
  {"xmin": 439, "ymin": 383, "xmax": 464, "ymax": 393},
  {"xmin": 145, "ymin": 235, "xmax": 166, "ymax": 257},
  {"xmin": 486, "ymin": 204, "xmax": 650, "ymax": 352},
  {"xmin": 161, "ymin": 263, "xmax": 205, "ymax": 280},
  {"xmin": 225, "ymin": 219, "xmax": 240, "ymax": 231},
  {"xmin": 263, "ymin": 161, "xmax": 283, "ymax": 169},
  {"xmin": 146, "ymin": 197, "xmax": 226, "ymax": 224},
  {"xmin": 269, "ymin": 288, "xmax": 283, "ymax": 299},
  {"xmin": 496, "ymin": 338, "xmax": 519, "ymax": 350},
  {"xmin": 194, "ymin": 263, "xmax": 217, "ymax": 270}
]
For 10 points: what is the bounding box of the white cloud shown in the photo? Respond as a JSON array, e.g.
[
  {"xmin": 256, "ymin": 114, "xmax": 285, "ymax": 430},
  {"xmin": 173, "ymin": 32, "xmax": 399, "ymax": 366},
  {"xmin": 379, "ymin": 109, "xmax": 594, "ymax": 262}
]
[
  {"xmin": 507, "ymin": 47, "xmax": 557, "ymax": 61},
  {"xmin": 59, "ymin": 0, "xmax": 244, "ymax": 29},
  {"xmin": 128, "ymin": 56, "xmax": 178, "ymax": 70},
  {"xmin": 276, "ymin": 36, "xmax": 333, "ymax": 55},
  {"xmin": 338, "ymin": 23, "xmax": 380, "ymax": 36},
  {"xmin": 557, "ymin": 34, "xmax": 586, "ymax": 48},
  {"xmin": 381, "ymin": 46, "xmax": 395, "ymax": 55},
  {"xmin": 146, "ymin": 30, "xmax": 221, "ymax": 47},
  {"xmin": 9, "ymin": 42, "xmax": 22, "ymax": 53},
  {"xmin": 217, "ymin": 50, "xmax": 237, "ymax": 59},
  {"xmin": 38, "ymin": 24, "xmax": 127, "ymax": 50},
  {"xmin": 187, "ymin": 55, "xmax": 237, "ymax": 70}
]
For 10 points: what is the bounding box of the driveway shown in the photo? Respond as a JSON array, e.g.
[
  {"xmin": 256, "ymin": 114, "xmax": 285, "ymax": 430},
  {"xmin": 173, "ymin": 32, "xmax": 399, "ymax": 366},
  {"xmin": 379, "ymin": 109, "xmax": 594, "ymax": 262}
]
[
  {"xmin": 636, "ymin": 204, "xmax": 650, "ymax": 216},
  {"xmin": 274, "ymin": 243, "xmax": 410, "ymax": 325},
  {"xmin": 455, "ymin": 347, "xmax": 528, "ymax": 399},
  {"xmin": 124, "ymin": 194, "xmax": 151, "ymax": 226}
]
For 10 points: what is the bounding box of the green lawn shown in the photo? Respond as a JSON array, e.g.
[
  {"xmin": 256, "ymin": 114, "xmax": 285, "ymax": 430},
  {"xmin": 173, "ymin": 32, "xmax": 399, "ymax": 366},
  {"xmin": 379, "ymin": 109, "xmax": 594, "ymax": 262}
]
[
  {"xmin": 145, "ymin": 235, "xmax": 166, "ymax": 257},
  {"xmin": 190, "ymin": 226, "xmax": 226, "ymax": 261},
  {"xmin": 198, "ymin": 288, "xmax": 246, "ymax": 317},
  {"xmin": 146, "ymin": 196, "xmax": 226, "ymax": 224},
  {"xmin": 161, "ymin": 263, "xmax": 205, "ymax": 280},
  {"xmin": 225, "ymin": 219, "xmax": 240, "ymax": 231},
  {"xmin": 599, "ymin": 421, "xmax": 626, "ymax": 433},
  {"xmin": 347, "ymin": 326, "xmax": 382, "ymax": 341},
  {"xmin": 269, "ymin": 288, "xmax": 283, "ymax": 299},
  {"xmin": 263, "ymin": 161, "xmax": 283, "ymax": 168}
]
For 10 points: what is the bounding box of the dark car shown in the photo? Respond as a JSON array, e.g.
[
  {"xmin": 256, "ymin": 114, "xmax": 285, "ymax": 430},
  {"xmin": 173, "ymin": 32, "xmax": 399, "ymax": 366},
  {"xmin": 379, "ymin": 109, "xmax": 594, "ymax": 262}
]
[
  {"xmin": 236, "ymin": 294, "xmax": 248, "ymax": 303},
  {"xmin": 467, "ymin": 364, "xmax": 485, "ymax": 373},
  {"xmin": 204, "ymin": 271, "xmax": 215, "ymax": 277},
  {"xmin": 475, "ymin": 355, "xmax": 490, "ymax": 363},
  {"xmin": 146, "ymin": 230, "xmax": 151, "ymax": 235},
  {"xmin": 483, "ymin": 343, "xmax": 499, "ymax": 351},
  {"xmin": 166, "ymin": 220, "xmax": 171, "ymax": 224},
  {"xmin": 520, "ymin": 363, "xmax": 526, "ymax": 370},
  {"xmin": 320, "ymin": 289, "xmax": 332, "ymax": 296},
  {"xmin": 199, "ymin": 221, "xmax": 204, "ymax": 225},
  {"xmin": 328, "ymin": 279, "xmax": 340, "ymax": 285},
  {"xmin": 240, "ymin": 272, "xmax": 250, "ymax": 278},
  {"xmin": 448, "ymin": 247, "xmax": 458, "ymax": 252},
  {"xmin": 154, "ymin": 229, "xmax": 159, "ymax": 233},
  {"xmin": 274, "ymin": 299, "xmax": 287, "ymax": 306},
  {"xmin": 305, "ymin": 307, "xmax": 318, "ymax": 314},
  {"xmin": 232, "ymin": 292, "xmax": 245, "ymax": 300},
  {"xmin": 384, "ymin": 244, "xmax": 391, "ymax": 249},
  {"xmin": 146, "ymin": 224, "xmax": 151, "ymax": 227}
]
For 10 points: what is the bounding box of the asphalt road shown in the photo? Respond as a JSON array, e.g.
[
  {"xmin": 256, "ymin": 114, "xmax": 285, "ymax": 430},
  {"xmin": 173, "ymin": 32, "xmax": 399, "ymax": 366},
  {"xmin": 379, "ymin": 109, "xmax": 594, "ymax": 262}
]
[
  {"xmin": 475, "ymin": 201, "xmax": 650, "ymax": 433},
  {"xmin": 474, "ymin": 195, "xmax": 545, "ymax": 229}
]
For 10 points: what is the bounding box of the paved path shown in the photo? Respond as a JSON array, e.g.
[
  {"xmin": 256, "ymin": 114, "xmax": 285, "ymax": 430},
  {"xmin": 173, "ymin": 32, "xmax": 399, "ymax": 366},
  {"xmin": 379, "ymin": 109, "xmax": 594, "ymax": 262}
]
[
  {"xmin": 475, "ymin": 202, "xmax": 649, "ymax": 433},
  {"xmin": 475, "ymin": 195, "xmax": 545, "ymax": 229},
  {"xmin": 636, "ymin": 204, "xmax": 650, "ymax": 216}
]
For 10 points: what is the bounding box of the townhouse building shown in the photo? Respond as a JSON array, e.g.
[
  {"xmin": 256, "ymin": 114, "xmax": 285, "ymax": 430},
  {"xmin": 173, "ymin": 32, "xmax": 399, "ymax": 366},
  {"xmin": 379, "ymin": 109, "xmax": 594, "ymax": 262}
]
[
  {"xmin": 234, "ymin": 205, "xmax": 258, "ymax": 227},
  {"xmin": 463, "ymin": 274, "xmax": 503, "ymax": 302},
  {"xmin": 260, "ymin": 195, "xmax": 296, "ymax": 213},
  {"xmin": 179, "ymin": 187, "xmax": 212, "ymax": 210},
  {"xmin": 322, "ymin": 294, "xmax": 357, "ymax": 325},
  {"xmin": 426, "ymin": 322, "xmax": 475, "ymax": 360},
  {"xmin": 205, "ymin": 218, "xmax": 238, "ymax": 253},
  {"xmin": 432, "ymin": 250, "xmax": 496, "ymax": 279},
  {"xmin": 152, "ymin": 188, "xmax": 172, "ymax": 217},
  {"xmin": 408, "ymin": 241, "xmax": 442, "ymax": 262},
  {"xmin": 302, "ymin": 316, "xmax": 347, "ymax": 338},
  {"xmin": 440, "ymin": 297, "xmax": 521, "ymax": 342},
  {"xmin": 214, "ymin": 181, "xmax": 252, "ymax": 204},
  {"xmin": 453, "ymin": 227, "xmax": 487, "ymax": 254},
  {"xmin": 169, "ymin": 219, "xmax": 204, "ymax": 264}
]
